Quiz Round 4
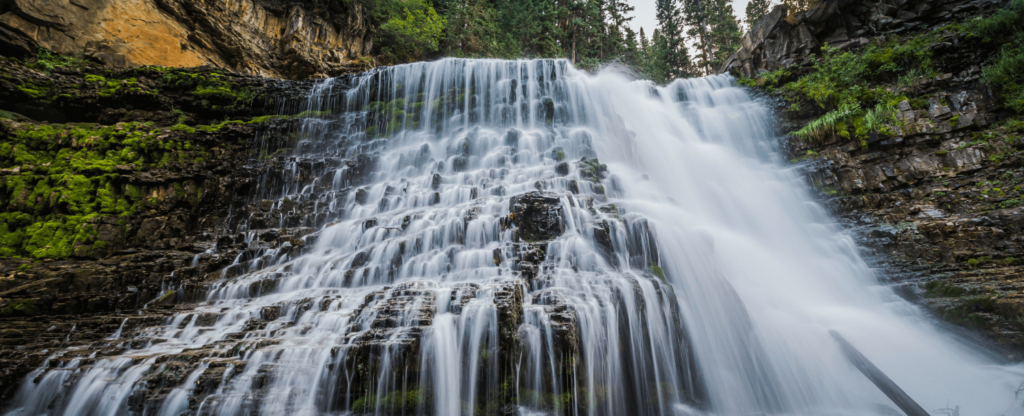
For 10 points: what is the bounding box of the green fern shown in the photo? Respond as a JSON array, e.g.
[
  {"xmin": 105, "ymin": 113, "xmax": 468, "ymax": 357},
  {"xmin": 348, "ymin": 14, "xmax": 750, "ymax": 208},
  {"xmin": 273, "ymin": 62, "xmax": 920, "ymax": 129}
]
[
  {"xmin": 794, "ymin": 101, "xmax": 861, "ymax": 140},
  {"xmin": 864, "ymin": 103, "xmax": 897, "ymax": 132}
]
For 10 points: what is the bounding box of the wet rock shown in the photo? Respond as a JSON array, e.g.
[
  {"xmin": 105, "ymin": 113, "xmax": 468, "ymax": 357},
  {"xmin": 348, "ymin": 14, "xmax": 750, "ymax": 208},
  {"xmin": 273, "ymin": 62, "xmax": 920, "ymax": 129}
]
[
  {"xmin": 508, "ymin": 192, "xmax": 564, "ymax": 242},
  {"xmin": 555, "ymin": 161, "xmax": 570, "ymax": 176},
  {"xmin": 431, "ymin": 173, "xmax": 442, "ymax": 190}
]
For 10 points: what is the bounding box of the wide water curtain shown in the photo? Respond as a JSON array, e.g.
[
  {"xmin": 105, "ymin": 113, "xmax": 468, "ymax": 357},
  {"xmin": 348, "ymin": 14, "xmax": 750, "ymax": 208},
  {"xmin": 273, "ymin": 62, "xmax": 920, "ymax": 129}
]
[{"xmin": 4, "ymin": 59, "xmax": 1024, "ymax": 416}]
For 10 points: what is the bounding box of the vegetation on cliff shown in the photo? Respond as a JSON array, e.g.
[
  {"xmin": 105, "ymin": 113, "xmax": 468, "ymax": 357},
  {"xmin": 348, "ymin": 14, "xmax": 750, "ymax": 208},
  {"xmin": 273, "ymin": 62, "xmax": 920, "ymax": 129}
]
[
  {"xmin": 740, "ymin": 0, "xmax": 1024, "ymax": 146},
  {"xmin": 974, "ymin": 0, "xmax": 1024, "ymax": 112},
  {"xmin": 0, "ymin": 61, "xmax": 311, "ymax": 260}
]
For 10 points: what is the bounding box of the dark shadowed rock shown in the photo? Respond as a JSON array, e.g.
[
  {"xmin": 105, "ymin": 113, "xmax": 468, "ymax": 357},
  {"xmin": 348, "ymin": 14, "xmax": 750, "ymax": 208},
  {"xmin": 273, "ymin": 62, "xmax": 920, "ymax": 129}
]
[{"xmin": 509, "ymin": 192, "xmax": 564, "ymax": 242}]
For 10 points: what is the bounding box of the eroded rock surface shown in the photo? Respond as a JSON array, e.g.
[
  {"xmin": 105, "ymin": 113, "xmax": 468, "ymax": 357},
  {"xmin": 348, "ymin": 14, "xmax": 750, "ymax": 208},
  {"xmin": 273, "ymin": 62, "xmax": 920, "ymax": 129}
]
[
  {"xmin": 741, "ymin": 0, "xmax": 1024, "ymax": 355},
  {"xmin": 0, "ymin": 0, "xmax": 373, "ymax": 79}
]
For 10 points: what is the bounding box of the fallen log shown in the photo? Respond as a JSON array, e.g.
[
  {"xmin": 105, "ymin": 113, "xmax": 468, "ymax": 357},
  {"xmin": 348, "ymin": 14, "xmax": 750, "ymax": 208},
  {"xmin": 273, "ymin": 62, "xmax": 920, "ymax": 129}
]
[{"xmin": 830, "ymin": 330, "xmax": 929, "ymax": 416}]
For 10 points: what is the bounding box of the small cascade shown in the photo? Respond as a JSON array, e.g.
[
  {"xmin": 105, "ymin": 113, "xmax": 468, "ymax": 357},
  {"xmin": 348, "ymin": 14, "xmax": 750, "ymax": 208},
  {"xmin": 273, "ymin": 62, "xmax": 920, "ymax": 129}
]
[{"xmin": 3, "ymin": 58, "xmax": 1024, "ymax": 416}]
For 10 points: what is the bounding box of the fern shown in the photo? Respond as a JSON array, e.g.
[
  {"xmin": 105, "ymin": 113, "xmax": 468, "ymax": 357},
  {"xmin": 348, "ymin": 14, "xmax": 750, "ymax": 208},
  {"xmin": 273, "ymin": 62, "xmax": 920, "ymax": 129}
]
[
  {"xmin": 794, "ymin": 101, "xmax": 861, "ymax": 140},
  {"xmin": 864, "ymin": 103, "xmax": 897, "ymax": 132}
]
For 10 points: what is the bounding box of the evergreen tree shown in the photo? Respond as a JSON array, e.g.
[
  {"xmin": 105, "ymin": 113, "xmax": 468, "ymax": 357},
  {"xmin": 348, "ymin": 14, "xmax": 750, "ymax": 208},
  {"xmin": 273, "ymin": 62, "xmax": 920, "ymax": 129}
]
[
  {"xmin": 681, "ymin": 0, "xmax": 712, "ymax": 73},
  {"xmin": 745, "ymin": 0, "xmax": 772, "ymax": 31},
  {"xmin": 705, "ymin": 0, "xmax": 743, "ymax": 71},
  {"xmin": 655, "ymin": 0, "xmax": 693, "ymax": 79},
  {"xmin": 782, "ymin": 0, "xmax": 818, "ymax": 24},
  {"xmin": 682, "ymin": 0, "xmax": 742, "ymax": 73}
]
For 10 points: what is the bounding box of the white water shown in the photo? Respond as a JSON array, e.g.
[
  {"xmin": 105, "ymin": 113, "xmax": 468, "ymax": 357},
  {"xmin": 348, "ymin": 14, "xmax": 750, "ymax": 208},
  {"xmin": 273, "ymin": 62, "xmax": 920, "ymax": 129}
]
[{"xmin": 3, "ymin": 59, "xmax": 1023, "ymax": 416}]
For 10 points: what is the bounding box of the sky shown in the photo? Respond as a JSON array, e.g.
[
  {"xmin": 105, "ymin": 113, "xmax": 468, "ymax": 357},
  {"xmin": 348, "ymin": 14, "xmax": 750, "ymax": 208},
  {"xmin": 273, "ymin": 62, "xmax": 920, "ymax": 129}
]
[{"xmin": 625, "ymin": 0, "xmax": 760, "ymax": 36}]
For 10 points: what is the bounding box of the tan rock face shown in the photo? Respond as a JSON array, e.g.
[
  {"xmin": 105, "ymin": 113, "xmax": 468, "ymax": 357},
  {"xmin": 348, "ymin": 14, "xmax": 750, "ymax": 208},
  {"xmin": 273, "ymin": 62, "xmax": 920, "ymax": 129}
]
[{"xmin": 0, "ymin": 0, "xmax": 373, "ymax": 79}]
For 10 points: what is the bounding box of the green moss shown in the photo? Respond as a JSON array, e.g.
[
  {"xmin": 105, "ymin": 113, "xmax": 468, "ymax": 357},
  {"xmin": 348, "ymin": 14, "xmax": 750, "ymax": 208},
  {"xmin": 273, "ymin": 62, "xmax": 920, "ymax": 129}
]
[
  {"xmin": 0, "ymin": 122, "xmax": 210, "ymax": 258},
  {"xmin": 26, "ymin": 48, "xmax": 89, "ymax": 73},
  {"xmin": 170, "ymin": 124, "xmax": 196, "ymax": 134},
  {"xmin": 649, "ymin": 264, "xmax": 666, "ymax": 283},
  {"xmin": 923, "ymin": 281, "xmax": 967, "ymax": 298},
  {"xmin": 737, "ymin": 66, "xmax": 795, "ymax": 93},
  {"xmin": 160, "ymin": 70, "xmax": 257, "ymax": 109},
  {"xmin": 0, "ymin": 299, "xmax": 37, "ymax": 316},
  {"xmin": 580, "ymin": 158, "xmax": 607, "ymax": 182},
  {"xmin": 938, "ymin": 296, "xmax": 1000, "ymax": 327},
  {"xmin": 248, "ymin": 115, "xmax": 277, "ymax": 124},
  {"xmin": 197, "ymin": 120, "xmax": 244, "ymax": 133},
  {"xmin": 351, "ymin": 389, "xmax": 423, "ymax": 413},
  {"xmin": 554, "ymin": 149, "xmax": 566, "ymax": 161}
]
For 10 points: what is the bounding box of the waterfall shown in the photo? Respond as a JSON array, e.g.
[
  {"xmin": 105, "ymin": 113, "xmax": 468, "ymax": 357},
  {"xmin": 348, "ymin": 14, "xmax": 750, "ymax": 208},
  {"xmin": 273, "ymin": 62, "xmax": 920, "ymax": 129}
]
[{"xmin": 4, "ymin": 58, "xmax": 1023, "ymax": 416}]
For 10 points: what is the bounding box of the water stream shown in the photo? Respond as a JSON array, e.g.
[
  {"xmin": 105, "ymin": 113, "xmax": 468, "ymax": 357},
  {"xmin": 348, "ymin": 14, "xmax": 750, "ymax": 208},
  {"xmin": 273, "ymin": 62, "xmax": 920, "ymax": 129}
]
[{"xmin": 4, "ymin": 59, "xmax": 1024, "ymax": 416}]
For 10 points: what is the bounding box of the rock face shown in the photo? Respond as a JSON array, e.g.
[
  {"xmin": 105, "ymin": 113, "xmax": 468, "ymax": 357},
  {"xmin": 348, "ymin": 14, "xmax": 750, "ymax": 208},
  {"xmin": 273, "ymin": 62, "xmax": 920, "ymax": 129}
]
[
  {"xmin": 0, "ymin": 0, "xmax": 373, "ymax": 79},
  {"xmin": 738, "ymin": 0, "xmax": 1024, "ymax": 353},
  {"xmin": 0, "ymin": 59, "xmax": 351, "ymax": 393},
  {"xmin": 722, "ymin": 0, "xmax": 1004, "ymax": 77}
]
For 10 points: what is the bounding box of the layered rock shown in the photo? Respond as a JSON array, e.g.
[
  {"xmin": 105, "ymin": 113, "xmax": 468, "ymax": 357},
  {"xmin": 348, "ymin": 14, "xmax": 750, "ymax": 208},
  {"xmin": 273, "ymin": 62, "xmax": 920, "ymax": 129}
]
[
  {"xmin": 0, "ymin": 60, "xmax": 344, "ymax": 394},
  {"xmin": 736, "ymin": 0, "xmax": 1024, "ymax": 354},
  {"xmin": 0, "ymin": 0, "xmax": 373, "ymax": 79},
  {"xmin": 722, "ymin": 0, "xmax": 1005, "ymax": 78}
]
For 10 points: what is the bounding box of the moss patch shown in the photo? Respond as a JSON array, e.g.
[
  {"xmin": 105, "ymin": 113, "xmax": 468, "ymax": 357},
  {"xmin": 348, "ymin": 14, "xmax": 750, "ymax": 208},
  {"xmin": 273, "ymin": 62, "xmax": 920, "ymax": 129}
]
[{"xmin": 0, "ymin": 121, "xmax": 213, "ymax": 259}]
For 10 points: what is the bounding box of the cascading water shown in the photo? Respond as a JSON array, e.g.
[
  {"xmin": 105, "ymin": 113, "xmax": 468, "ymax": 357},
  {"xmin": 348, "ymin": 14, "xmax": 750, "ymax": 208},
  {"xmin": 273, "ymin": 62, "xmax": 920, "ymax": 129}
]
[{"xmin": 4, "ymin": 58, "xmax": 1024, "ymax": 416}]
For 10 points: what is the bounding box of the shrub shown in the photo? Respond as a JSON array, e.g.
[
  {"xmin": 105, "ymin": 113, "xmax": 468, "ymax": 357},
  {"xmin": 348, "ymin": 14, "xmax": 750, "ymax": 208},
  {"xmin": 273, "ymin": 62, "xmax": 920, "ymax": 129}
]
[
  {"xmin": 970, "ymin": 0, "xmax": 1024, "ymax": 112},
  {"xmin": 377, "ymin": 4, "xmax": 447, "ymax": 64}
]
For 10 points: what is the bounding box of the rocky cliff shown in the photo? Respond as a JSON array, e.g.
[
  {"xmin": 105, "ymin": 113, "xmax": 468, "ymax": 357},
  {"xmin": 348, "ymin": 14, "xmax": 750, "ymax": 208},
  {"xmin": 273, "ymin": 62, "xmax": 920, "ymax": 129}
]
[
  {"xmin": 0, "ymin": 58, "xmax": 351, "ymax": 395},
  {"xmin": 0, "ymin": 0, "xmax": 373, "ymax": 79},
  {"xmin": 727, "ymin": 0, "xmax": 1024, "ymax": 355}
]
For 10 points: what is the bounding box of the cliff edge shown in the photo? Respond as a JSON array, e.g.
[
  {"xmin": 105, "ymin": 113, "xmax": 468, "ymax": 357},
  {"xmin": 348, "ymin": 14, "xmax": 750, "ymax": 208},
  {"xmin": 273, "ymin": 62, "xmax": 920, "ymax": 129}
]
[{"xmin": 0, "ymin": 0, "xmax": 374, "ymax": 79}]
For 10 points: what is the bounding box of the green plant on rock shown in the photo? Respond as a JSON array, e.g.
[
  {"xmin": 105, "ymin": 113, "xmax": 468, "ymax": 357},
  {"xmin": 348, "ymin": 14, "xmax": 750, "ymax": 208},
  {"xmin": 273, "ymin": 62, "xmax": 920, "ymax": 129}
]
[
  {"xmin": 26, "ymin": 47, "xmax": 89, "ymax": 73},
  {"xmin": 160, "ymin": 70, "xmax": 257, "ymax": 109},
  {"xmin": 793, "ymin": 101, "xmax": 860, "ymax": 140},
  {"xmin": 965, "ymin": 0, "xmax": 1024, "ymax": 112},
  {"xmin": 923, "ymin": 281, "xmax": 967, "ymax": 298},
  {"xmin": 649, "ymin": 264, "xmax": 667, "ymax": 283},
  {"xmin": 580, "ymin": 158, "xmax": 608, "ymax": 182},
  {"xmin": 377, "ymin": 2, "xmax": 447, "ymax": 64},
  {"xmin": 0, "ymin": 299, "xmax": 37, "ymax": 316},
  {"xmin": 0, "ymin": 122, "xmax": 212, "ymax": 259}
]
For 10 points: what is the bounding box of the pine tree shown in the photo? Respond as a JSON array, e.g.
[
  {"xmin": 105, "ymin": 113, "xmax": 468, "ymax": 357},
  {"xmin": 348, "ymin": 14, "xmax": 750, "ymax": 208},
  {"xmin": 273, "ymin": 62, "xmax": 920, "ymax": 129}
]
[
  {"xmin": 608, "ymin": 0, "xmax": 637, "ymax": 56},
  {"xmin": 745, "ymin": 0, "xmax": 772, "ymax": 31},
  {"xmin": 781, "ymin": 0, "xmax": 818, "ymax": 24},
  {"xmin": 655, "ymin": 0, "xmax": 693, "ymax": 79},
  {"xmin": 706, "ymin": 0, "xmax": 743, "ymax": 71},
  {"xmin": 680, "ymin": 0, "xmax": 715, "ymax": 74}
]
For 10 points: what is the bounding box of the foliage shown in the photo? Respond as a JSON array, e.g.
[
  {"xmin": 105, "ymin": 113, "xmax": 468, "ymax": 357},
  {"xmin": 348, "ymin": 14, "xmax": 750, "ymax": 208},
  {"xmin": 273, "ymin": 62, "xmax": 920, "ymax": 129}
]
[
  {"xmin": 778, "ymin": 39, "xmax": 938, "ymax": 143},
  {"xmin": 0, "ymin": 121, "xmax": 215, "ymax": 259},
  {"xmin": 704, "ymin": 0, "xmax": 743, "ymax": 71},
  {"xmin": 25, "ymin": 47, "xmax": 89, "ymax": 73},
  {"xmin": 782, "ymin": 0, "xmax": 818, "ymax": 25},
  {"xmin": 159, "ymin": 70, "xmax": 256, "ymax": 109},
  {"xmin": 793, "ymin": 101, "xmax": 860, "ymax": 140},
  {"xmin": 980, "ymin": 35, "xmax": 1024, "ymax": 113},
  {"xmin": 967, "ymin": 0, "xmax": 1024, "ymax": 43},
  {"xmin": 377, "ymin": 3, "xmax": 447, "ymax": 64},
  {"xmin": 745, "ymin": 0, "xmax": 772, "ymax": 31},
  {"xmin": 964, "ymin": 0, "xmax": 1024, "ymax": 112},
  {"xmin": 580, "ymin": 158, "xmax": 608, "ymax": 182},
  {"xmin": 923, "ymin": 281, "xmax": 968, "ymax": 298},
  {"xmin": 650, "ymin": 0, "xmax": 693, "ymax": 80}
]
